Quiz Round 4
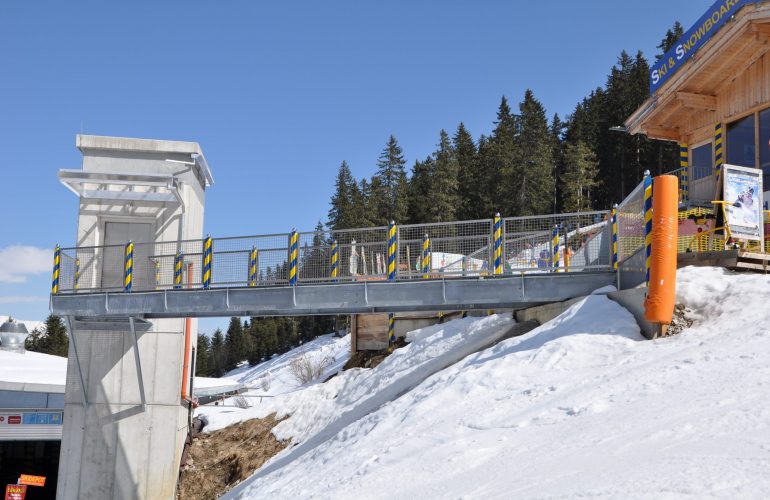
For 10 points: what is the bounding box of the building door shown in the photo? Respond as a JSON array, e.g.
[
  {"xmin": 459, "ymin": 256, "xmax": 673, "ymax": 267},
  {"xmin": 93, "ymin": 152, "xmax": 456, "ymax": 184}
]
[{"xmin": 101, "ymin": 222, "xmax": 153, "ymax": 290}]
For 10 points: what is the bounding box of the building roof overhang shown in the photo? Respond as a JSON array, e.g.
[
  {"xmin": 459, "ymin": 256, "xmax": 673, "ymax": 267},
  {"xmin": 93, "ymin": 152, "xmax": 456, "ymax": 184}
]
[{"xmin": 626, "ymin": 2, "xmax": 770, "ymax": 141}]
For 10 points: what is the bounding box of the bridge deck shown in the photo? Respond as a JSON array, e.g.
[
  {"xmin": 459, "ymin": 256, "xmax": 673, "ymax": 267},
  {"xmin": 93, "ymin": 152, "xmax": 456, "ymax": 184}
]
[{"xmin": 51, "ymin": 272, "xmax": 617, "ymax": 318}]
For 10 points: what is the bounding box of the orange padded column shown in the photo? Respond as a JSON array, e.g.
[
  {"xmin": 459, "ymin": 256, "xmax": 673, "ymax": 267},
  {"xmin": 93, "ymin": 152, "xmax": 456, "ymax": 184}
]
[{"xmin": 644, "ymin": 175, "xmax": 678, "ymax": 325}]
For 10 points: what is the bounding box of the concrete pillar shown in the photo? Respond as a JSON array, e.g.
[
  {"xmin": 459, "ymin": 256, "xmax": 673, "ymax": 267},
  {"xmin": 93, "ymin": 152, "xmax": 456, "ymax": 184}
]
[{"xmin": 56, "ymin": 135, "xmax": 213, "ymax": 499}]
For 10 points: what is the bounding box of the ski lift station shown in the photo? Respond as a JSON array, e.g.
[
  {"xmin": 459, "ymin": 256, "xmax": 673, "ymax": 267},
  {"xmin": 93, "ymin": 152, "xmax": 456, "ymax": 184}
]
[{"xmin": 12, "ymin": 0, "xmax": 770, "ymax": 498}]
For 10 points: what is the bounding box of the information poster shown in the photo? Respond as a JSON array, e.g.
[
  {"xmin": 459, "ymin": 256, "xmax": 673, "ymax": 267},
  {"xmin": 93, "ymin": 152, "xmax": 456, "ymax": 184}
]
[
  {"xmin": 4, "ymin": 484, "xmax": 26, "ymax": 500},
  {"xmin": 722, "ymin": 164, "xmax": 764, "ymax": 241}
]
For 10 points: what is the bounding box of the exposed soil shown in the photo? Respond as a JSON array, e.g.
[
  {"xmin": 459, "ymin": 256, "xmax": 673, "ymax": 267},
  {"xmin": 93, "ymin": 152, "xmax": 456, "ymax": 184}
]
[
  {"xmin": 666, "ymin": 303, "xmax": 695, "ymax": 336},
  {"xmin": 343, "ymin": 337, "xmax": 408, "ymax": 370},
  {"xmin": 177, "ymin": 414, "xmax": 288, "ymax": 500}
]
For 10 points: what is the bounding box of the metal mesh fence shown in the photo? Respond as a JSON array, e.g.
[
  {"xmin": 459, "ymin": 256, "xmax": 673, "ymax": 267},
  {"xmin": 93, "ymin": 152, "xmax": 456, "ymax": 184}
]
[
  {"xmin": 616, "ymin": 181, "xmax": 646, "ymax": 263},
  {"xmin": 327, "ymin": 226, "xmax": 389, "ymax": 282},
  {"xmin": 503, "ymin": 211, "xmax": 610, "ymax": 272},
  {"xmin": 55, "ymin": 213, "xmax": 614, "ymax": 293},
  {"xmin": 398, "ymin": 219, "xmax": 493, "ymax": 278}
]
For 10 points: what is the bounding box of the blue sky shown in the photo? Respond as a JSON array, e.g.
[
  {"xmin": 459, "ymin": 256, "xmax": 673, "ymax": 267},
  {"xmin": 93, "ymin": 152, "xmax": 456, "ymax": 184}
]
[{"xmin": 0, "ymin": 0, "xmax": 707, "ymax": 331}]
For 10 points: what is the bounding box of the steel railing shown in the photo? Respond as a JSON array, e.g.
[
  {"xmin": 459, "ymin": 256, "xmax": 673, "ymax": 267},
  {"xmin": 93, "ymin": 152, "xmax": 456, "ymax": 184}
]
[{"xmin": 54, "ymin": 211, "xmax": 612, "ymax": 294}]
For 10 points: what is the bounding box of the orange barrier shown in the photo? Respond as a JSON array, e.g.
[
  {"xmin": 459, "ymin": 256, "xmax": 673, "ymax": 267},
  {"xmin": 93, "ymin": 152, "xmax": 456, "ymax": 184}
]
[
  {"xmin": 181, "ymin": 263, "xmax": 193, "ymax": 399},
  {"xmin": 644, "ymin": 175, "xmax": 678, "ymax": 325}
]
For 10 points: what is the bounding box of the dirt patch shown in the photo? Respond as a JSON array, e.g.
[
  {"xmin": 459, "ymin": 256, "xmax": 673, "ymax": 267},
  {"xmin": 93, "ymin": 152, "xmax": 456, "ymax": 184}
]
[
  {"xmin": 666, "ymin": 304, "xmax": 695, "ymax": 336},
  {"xmin": 177, "ymin": 414, "xmax": 288, "ymax": 500},
  {"xmin": 343, "ymin": 337, "xmax": 408, "ymax": 370}
]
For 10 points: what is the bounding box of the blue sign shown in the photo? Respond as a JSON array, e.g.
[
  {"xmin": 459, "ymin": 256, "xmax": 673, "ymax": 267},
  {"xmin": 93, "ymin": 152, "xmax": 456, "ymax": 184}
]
[
  {"xmin": 21, "ymin": 412, "xmax": 63, "ymax": 425},
  {"xmin": 650, "ymin": 0, "xmax": 761, "ymax": 92}
]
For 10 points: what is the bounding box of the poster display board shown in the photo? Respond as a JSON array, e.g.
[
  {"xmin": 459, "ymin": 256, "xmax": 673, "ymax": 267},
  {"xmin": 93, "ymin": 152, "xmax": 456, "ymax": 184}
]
[
  {"xmin": 4, "ymin": 485, "xmax": 26, "ymax": 500},
  {"xmin": 722, "ymin": 164, "xmax": 764, "ymax": 242}
]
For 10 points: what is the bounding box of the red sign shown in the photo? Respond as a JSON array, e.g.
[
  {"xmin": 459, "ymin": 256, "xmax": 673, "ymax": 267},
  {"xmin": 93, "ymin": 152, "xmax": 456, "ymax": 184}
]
[
  {"xmin": 4, "ymin": 484, "xmax": 26, "ymax": 500},
  {"xmin": 7, "ymin": 416, "xmax": 21, "ymax": 425},
  {"xmin": 17, "ymin": 475, "xmax": 45, "ymax": 488}
]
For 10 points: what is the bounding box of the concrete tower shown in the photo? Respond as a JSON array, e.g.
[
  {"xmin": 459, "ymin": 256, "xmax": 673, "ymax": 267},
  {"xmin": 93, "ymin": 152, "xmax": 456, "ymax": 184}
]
[{"xmin": 56, "ymin": 135, "xmax": 213, "ymax": 499}]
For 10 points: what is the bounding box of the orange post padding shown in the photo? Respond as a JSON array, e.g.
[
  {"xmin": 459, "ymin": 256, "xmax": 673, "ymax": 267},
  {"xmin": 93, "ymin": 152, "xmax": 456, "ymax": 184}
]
[
  {"xmin": 644, "ymin": 175, "xmax": 678, "ymax": 324},
  {"xmin": 181, "ymin": 263, "xmax": 193, "ymax": 399}
]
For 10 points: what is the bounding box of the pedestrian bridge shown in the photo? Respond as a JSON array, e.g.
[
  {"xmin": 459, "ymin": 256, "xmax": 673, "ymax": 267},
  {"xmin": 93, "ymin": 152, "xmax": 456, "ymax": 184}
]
[{"xmin": 50, "ymin": 210, "xmax": 632, "ymax": 319}]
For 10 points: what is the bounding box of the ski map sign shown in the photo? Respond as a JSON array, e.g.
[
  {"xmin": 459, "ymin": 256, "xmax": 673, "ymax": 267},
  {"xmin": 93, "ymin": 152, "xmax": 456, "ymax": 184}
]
[{"xmin": 650, "ymin": 0, "xmax": 762, "ymax": 92}]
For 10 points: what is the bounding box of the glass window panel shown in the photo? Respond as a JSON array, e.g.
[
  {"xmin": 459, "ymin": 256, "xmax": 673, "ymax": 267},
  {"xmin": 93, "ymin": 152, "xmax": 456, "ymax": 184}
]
[
  {"xmin": 759, "ymin": 108, "xmax": 770, "ymax": 191},
  {"xmin": 726, "ymin": 114, "xmax": 756, "ymax": 168},
  {"xmin": 691, "ymin": 143, "xmax": 712, "ymax": 181}
]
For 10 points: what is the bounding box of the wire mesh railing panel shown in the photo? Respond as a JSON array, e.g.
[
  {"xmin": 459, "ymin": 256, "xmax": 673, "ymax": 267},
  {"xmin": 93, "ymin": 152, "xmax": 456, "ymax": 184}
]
[
  {"xmin": 329, "ymin": 226, "xmax": 389, "ymax": 281},
  {"xmin": 504, "ymin": 211, "xmax": 610, "ymax": 272},
  {"xmin": 54, "ymin": 214, "xmax": 617, "ymax": 294},
  {"xmin": 296, "ymin": 229, "xmax": 333, "ymax": 283},
  {"xmin": 397, "ymin": 220, "xmax": 493, "ymax": 278},
  {"xmin": 616, "ymin": 182, "xmax": 646, "ymax": 263}
]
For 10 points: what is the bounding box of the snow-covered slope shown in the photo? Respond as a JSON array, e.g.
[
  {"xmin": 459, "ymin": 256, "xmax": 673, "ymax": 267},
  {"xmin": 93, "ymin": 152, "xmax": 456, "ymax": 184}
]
[
  {"xmin": 223, "ymin": 333, "xmax": 351, "ymax": 396},
  {"xmin": 225, "ymin": 267, "xmax": 770, "ymax": 499}
]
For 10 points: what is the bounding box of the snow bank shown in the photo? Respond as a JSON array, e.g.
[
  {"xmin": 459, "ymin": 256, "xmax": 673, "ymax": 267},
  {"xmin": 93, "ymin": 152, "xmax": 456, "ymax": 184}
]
[{"xmin": 229, "ymin": 266, "xmax": 770, "ymax": 499}]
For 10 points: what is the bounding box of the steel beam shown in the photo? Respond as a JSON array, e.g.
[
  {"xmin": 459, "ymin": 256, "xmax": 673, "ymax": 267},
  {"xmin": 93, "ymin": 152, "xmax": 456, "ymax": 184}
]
[{"xmin": 51, "ymin": 272, "xmax": 616, "ymax": 319}]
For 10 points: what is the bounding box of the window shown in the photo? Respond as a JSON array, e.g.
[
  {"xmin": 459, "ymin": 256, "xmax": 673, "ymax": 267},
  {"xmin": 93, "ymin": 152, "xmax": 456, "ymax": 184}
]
[
  {"xmin": 691, "ymin": 143, "xmax": 713, "ymax": 181},
  {"xmin": 759, "ymin": 108, "xmax": 770, "ymax": 190},
  {"xmin": 726, "ymin": 114, "xmax": 756, "ymax": 168}
]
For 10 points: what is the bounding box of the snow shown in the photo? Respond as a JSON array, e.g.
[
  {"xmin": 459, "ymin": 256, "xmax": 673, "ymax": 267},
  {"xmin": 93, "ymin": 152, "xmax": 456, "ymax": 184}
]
[
  {"xmin": 222, "ymin": 266, "xmax": 770, "ymax": 499},
  {"xmin": 0, "ymin": 349, "xmax": 67, "ymax": 391}
]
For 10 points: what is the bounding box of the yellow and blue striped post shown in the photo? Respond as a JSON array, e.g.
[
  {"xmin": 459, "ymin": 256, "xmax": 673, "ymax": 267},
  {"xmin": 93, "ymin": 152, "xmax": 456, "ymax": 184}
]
[
  {"xmin": 249, "ymin": 246, "xmax": 258, "ymax": 286},
  {"xmin": 202, "ymin": 236, "xmax": 212, "ymax": 289},
  {"xmin": 124, "ymin": 241, "xmax": 134, "ymax": 292},
  {"xmin": 174, "ymin": 252, "xmax": 183, "ymax": 289},
  {"xmin": 643, "ymin": 171, "xmax": 653, "ymax": 287},
  {"xmin": 289, "ymin": 229, "xmax": 298, "ymax": 285},
  {"xmin": 330, "ymin": 240, "xmax": 338, "ymax": 281},
  {"xmin": 155, "ymin": 259, "xmax": 161, "ymax": 289},
  {"xmin": 552, "ymin": 225, "xmax": 560, "ymax": 272},
  {"xmin": 422, "ymin": 234, "xmax": 431, "ymax": 279},
  {"xmin": 388, "ymin": 313, "xmax": 396, "ymax": 344},
  {"xmin": 74, "ymin": 257, "xmax": 80, "ymax": 290},
  {"xmin": 388, "ymin": 221, "xmax": 397, "ymax": 281},
  {"xmin": 611, "ymin": 205, "xmax": 619, "ymax": 270},
  {"xmin": 715, "ymin": 123, "xmax": 724, "ymax": 186},
  {"xmin": 493, "ymin": 213, "xmax": 502, "ymax": 275},
  {"xmin": 51, "ymin": 245, "xmax": 60, "ymax": 294},
  {"xmin": 679, "ymin": 143, "xmax": 689, "ymax": 204}
]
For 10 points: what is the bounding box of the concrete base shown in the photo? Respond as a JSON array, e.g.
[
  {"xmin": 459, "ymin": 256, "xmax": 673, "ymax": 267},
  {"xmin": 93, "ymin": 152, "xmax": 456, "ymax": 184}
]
[
  {"xmin": 57, "ymin": 319, "xmax": 188, "ymax": 500},
  {"xmin": 607, "ymin": 287, "xmax": 656, "ymax": 340},
  {"xmin": 514, "ymin": 297, "xmax": 583, "ymax": 325}
]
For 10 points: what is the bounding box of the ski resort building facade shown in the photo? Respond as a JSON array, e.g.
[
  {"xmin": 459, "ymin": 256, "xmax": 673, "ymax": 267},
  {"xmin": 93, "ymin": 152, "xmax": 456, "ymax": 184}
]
[{"xmin": 626, "ymin": 0, "xmax": 770, "ymax": 206}]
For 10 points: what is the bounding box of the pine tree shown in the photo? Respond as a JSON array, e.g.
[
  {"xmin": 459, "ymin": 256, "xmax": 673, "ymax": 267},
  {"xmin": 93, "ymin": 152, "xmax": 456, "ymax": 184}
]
[
  {"xmin": 370, "ymin": 135, "xmax": 409, "ymax": 224},
  {"xmin": 328, "ymin": 161, "xmax": 357, "ymax": 230},
  {"xmin": 656, "ymin": 21, "xmax": 684, "ymax": 60},
  {"xmin": 195, "ymin": 333, "xmax": 211, "ymax": 376},
  {"xmin": 510, "ymin": 89, "xmax": 555, "ymax": 216},
  {"xmin": 424, "ymin": 130, "xmax": 459, "ymax": 222},
  {"xmin": 25, "ymin": 314, "xmax": 68, "ymax": 357},
  {"xmin": 407, "ymin": 157, "xmax": 433, "ymax": 223},
  {"xmin": 560, "ymin": 141, "xmax": 599, "ymax": 212},
  {"xmin": 484, "ymin": 96, "xmax": 517, "ymax": 216},
  {"xmin": 209, "ymin": 328, "xmax": 226, "ymax": 377},
  {"xmin": 453, "ymin": 123, "xmax": 479, "ymax": 220},
  {"xmin": 224, "ymin": 317, "xmax": 248, "ymax": 371},
  {"xmin": 551, "ymin": 114, "xmax": 566, "ymax": 212}
]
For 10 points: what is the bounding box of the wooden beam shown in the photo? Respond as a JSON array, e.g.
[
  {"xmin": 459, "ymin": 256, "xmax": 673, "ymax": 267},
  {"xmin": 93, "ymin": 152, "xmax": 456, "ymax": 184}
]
[
  {"xmin": 676, "ymin": 91, "xmax": 718, "ymax": 111},
  {"xmin": 643, "ymin": 126, "xmax": 681, "ymax": 142},
  {"xmin": 750, "ymin": 22, "xmax": 770, "ymax": 39}
]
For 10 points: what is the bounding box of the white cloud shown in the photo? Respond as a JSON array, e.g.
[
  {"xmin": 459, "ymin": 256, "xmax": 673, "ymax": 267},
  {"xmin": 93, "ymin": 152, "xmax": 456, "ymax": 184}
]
[
  {"xmin": 0, "ymin": 295, "xmax": 49, "ymax": 304},
  {"xmin": 0, "ymin": 245, "xmax": 53, "ymax": 284}
]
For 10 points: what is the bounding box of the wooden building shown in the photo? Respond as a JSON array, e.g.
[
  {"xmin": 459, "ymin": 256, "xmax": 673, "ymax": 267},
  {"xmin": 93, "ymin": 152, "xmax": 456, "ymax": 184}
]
[{"xmin": 626, "ymin": 0, "xmax": 770, "ymax": 206}]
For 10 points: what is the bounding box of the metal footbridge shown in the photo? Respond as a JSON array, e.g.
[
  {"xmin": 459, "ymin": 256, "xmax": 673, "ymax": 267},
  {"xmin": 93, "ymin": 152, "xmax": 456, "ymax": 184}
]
[{"xmin": 50, "ymin": 210, "xmax": 631, "ymax": 319}]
